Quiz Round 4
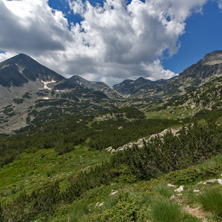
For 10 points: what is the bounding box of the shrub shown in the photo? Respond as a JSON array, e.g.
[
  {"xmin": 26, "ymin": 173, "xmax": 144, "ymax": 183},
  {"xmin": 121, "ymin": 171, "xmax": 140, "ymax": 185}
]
[{"xmin": 92, "ymin": 193, "xmax": 146, "ymax": 222}]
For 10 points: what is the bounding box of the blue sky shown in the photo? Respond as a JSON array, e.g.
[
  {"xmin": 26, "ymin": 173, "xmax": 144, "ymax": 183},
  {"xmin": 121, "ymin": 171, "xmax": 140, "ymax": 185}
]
[
  {"xmin": 163, "ymin": 1, "xmax": 222, "ymax": 74},
  {"xmin": 0, "ymin": 0, "xmax": 222, "ymax": 85}
]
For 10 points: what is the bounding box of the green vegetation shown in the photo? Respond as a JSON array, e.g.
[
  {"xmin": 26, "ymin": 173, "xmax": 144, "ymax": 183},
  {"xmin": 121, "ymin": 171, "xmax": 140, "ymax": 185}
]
[
  {"xmin": 0, "ymin": 116, "xmax": 221, "ymax": 221},
  {"xmin": 151, "ymin": 198, "xmax": 183, "ymax": 222},
  {"xmin": 198, "ymin": 189, "xmax": 222, "ymax": 216}
]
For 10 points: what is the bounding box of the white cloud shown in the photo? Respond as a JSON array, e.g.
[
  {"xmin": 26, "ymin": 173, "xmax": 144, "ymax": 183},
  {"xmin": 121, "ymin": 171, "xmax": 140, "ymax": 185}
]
[
  {"xmin": 142, "ymin": 59, "xmax": 177, "ymax": 81},
  {"xmin": 217, "ymin": 0, "xmax": 222, "ymax": 9},
  {"xmin": 0, "ymin": 0, "xmax": 211, "ymax": 85}
]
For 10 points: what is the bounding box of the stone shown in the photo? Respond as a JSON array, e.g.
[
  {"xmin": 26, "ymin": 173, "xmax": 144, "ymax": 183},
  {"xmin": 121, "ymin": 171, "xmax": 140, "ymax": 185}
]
[
  {"xmin": 204, "ymin": 179, "xmax": 218, "ymax": 184},
  {"xmin": 218, "ymin": 179, "xmax": 222, "ymax": 185},
  {"xmin": 170, "ymin": 195, "xmax": 177, "ymax": 200},
  {"xmin": 105, "ymin": 146, "xmax": 113, "ymax": 152},
  {"xmin": 174, "ymin": 185, "xmax": 184, "ymax": 193},
  {"xmin": 193, "ymin": 189, "xmax": 200, "ymax": 193},
  {"xmin": 95, "ymin": 202, "xmax": 104, "ymax": 207},
  {"xmin": 167, "ymin": 183, "xmax": 177, "ymax": 188},
  {"xmin": 109, "ymin": 190, "xmax": 118, "ymax": 196}
]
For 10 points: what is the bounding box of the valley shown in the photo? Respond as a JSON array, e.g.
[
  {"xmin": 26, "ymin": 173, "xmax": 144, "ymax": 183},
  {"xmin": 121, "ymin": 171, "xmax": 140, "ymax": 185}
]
[{"xmin": 0, "ymin": 51, "xmax": 221, "ymax": 222}]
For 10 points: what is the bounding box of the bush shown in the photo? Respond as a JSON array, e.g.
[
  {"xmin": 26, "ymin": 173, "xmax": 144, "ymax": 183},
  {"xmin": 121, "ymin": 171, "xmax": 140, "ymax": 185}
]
[
  {"xmin": 198, "ymin": 189, "xmax": 222, "ymax": 216},
  {"xmin": 92, "ymin": 193, "xmax": 146, "ymax": 222},
  {"xmin": 55, "ymin": 143, "xmax": 75, "ymax": 155}
]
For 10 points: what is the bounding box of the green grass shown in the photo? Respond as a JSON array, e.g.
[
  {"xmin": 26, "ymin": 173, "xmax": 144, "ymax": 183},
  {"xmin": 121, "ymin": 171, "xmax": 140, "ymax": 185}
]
[
  {"xmin": 0, "ymin": 145, "xmax": 110, "ymax": 202},
  {"xmin": 151, "ymin": 198, "xmax": 184, "ymax": 222},
  {"xmin": 198, "ymin": 189, "xmax": 222, "ymax": 216},
  {"xmin": 152, "ymin": 184, "xmax": 174, "ymax": 198},
  {"xmin": 146, "ymin": 107, "xmax": 194, "ymax": 120}
]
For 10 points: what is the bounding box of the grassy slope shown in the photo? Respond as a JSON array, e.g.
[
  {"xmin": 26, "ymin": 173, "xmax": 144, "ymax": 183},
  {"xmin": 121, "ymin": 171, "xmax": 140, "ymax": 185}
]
[
  {"xmin": 47, "ymin": 154, "xmax": 222, "ymax": 222},
  {"xmin": 0, "ymin": 108, "xmax": 222, "ymax": 221},
  {"xmin": 0, "ymin": 145, "xmax": 110, "ymax": 203}
]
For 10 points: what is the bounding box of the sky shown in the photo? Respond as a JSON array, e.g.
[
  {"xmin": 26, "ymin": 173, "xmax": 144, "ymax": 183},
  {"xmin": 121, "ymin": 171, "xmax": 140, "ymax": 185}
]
[{"xmin": 0, "ymin": 0, "xmax": 222, "ymax": 85}]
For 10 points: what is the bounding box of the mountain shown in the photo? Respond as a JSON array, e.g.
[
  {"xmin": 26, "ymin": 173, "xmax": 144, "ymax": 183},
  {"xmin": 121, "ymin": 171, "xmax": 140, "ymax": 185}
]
[
  {"xmin": 161, "ymin": 50, "xmax": 222, "ymax": 97},
  {"xmin": 68, "ymin": 75, "xmax": 120, "ymax": 99},
  {"xmin": 0, "ymin": 53, "xmax": 64, "ymax": 87},
  {"xmin": 113, "ymin": 51, "xmax": 222, "ymax": 99},
  {"xmin": 0, "ymin": 54, "xmax": 115, "ymax": 135},
  {"xmin": 1, "ymin": 50, "xmax": 222, "ymax": 135},
  {"xmin": 113, "ymin": 77, "xmax": 158, "ymax": 96}
]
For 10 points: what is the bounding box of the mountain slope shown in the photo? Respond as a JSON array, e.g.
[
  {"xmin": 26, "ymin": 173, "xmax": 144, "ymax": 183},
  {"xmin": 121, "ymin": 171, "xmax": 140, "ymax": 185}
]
[
  {"xmin": 113, "ymin": 51, "xmax": 222, "ymax": 99},
  {"xmin": 0, "ymin": 54, "xmax": 64, "ymax": 87},
  {"xmin": 69, "ymin": 75, "xmax": 120, "ymax": 99},
  {"xmin": 0, "ymin": 55, "xmax": 115, "ymax": 135},
  {"xmin": 113, "ymin": 77, "xmax": 158, "ymax": 96},
  {"xmin": 161, "ymin": 50, "xmax": 222, "ymax": 97}
]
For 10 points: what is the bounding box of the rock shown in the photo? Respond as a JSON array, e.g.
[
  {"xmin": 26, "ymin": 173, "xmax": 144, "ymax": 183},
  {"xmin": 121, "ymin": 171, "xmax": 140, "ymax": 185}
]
[
  {"xmin": 204, "ymin": 179, "xmax": 218, "ymax": 184},
  {"xmin": 167, "ymin": 183, "xmax": 177, "ymax": 188},
  {"xmin": 95, "ymin": 202, "xmax": 104, "ymax": 207},
  {"xmin": 197, "ymin": 181, "xmax": 203, "ymax": 185},
  {"xmin": 137, "ymin": 144, "xmax": 144, "ymax": 149},
  {"xmin": 174, "ymin": 185, "xmax": 184, "ymax": 193},
  {"xmin": 170, "ymin": 195, "xmax": 177, "ymax": 200},
  {"xmin": 218, "ymin": 179, "xmax": 222, "ymax": 185},
  {"xmin": 105, "ymin": 146, "xmax": 113, "ymax": 152},
  {"xmin": 118, "ymin": 126, "xmax": 123, "ymax": 129},
  {"xmin": 109, "ymin": 190, "xmax": 118, "ymax": 196},
  {"xmin": 193, "ymin": 189, "xmax": 200, "ymax": 193}
]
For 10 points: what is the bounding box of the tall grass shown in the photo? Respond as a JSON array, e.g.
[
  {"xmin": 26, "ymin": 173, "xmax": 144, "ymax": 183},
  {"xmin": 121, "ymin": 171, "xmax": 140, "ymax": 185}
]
[
  {"xmin": 151, "ymin": 198, "xmax": 183, "ymax": 222},
  {"xmin": 153, "ymin": 184, "xmax": 174, "ymax": 198},
  {"xmin": 198, "ymin": 189, "xmax": 222, "ymax": 216}
]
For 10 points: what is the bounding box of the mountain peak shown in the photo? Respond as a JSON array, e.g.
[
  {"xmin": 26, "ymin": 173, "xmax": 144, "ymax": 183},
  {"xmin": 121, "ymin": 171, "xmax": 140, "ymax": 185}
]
[
  {"xmin": 0, "ymin": 53, "xmax": 64, "ymax": 87},
  {"xmin": 202, "ymin": 50, "xmax": 222, "ymax": 65}
]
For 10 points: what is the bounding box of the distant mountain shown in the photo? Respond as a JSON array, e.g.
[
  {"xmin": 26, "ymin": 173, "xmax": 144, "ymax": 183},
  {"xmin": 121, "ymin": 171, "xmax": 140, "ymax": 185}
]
[
  {"xmin": 114, "ymin": 51, "xmax": 222, "ymax": 99},
  {"xmin": 68, "ymin": 75, "xmax": 120, "ymax": 99},
  {"xmin": 0, "ymin": 50, "xmax": 222, "ymax": 135},
  {"xmin": 0, "ymin": 54, "xmax": 64, "ymax": 87},
  {"xmin": 113, "ymin": 77, "xmax": 158, "ymax": 96}
]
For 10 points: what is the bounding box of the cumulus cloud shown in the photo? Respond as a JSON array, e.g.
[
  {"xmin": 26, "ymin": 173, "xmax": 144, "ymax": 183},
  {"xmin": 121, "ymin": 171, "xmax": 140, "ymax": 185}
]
[
  {"xmin": 0, "ymin": 0, "xmax": 70, "ymax": 54},
  {"xmin": 0, "ymin": 0, "xmax": 215, "ymax": 85}
]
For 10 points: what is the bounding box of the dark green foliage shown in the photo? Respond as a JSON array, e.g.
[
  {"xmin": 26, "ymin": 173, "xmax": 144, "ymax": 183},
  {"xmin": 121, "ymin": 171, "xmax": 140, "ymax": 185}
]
[
  {"xmin": 13, "ymin": 98, "xmax": 24, "ymax": 104},
  {"xmin": 0, "ymin": 202, "xmax": 3, "ymax": 222},
  {"xmin": 55, "ymin": 143, "xmax": 75, "ymax": 155},
  {"xmin": 88, "ymin": 118, "xmax": 177, "ymax": 150},
  {"xmin": 92, "ymin": 193, "xmax": 142, "ymax": 222},
  {"xmin": 3, "ymin": 182, "xmax": 60, "ymax": 221},
  {"xmin": 22, "ymin": 92, "xmax": 32, "ymax": 99}
]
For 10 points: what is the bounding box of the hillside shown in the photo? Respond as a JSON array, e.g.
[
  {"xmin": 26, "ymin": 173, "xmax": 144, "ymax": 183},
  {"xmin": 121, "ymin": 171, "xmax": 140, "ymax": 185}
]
[
  {"xmin": 0, "ymin": 50, "xmax": 222, "ymax": 221},
  {"xmin": 0, "ymin": 107, "xmax": 221, "ymax": 221}
]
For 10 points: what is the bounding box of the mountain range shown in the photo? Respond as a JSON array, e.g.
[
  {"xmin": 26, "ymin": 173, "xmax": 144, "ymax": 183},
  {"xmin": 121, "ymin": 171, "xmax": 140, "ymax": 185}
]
[{"xmin": 0, "ymin": 50, "xmax": 222, "ymax": 134}]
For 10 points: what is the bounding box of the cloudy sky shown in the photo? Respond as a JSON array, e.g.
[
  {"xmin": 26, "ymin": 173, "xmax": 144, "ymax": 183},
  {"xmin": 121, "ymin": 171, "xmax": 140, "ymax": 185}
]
[{"xmin": 0, "ymin": 0, "xmax": 222, "ymax": 85}]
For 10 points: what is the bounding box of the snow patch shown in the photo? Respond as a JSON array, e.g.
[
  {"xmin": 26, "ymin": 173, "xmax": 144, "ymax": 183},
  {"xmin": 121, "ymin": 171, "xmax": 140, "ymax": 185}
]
[
  {"xmin": 41, "ymin": 80, "xmax": 56, "ymax": 90},
  {"xmin": 43, "ymin": 97, "xmax": 49, "ymax": 100}
]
